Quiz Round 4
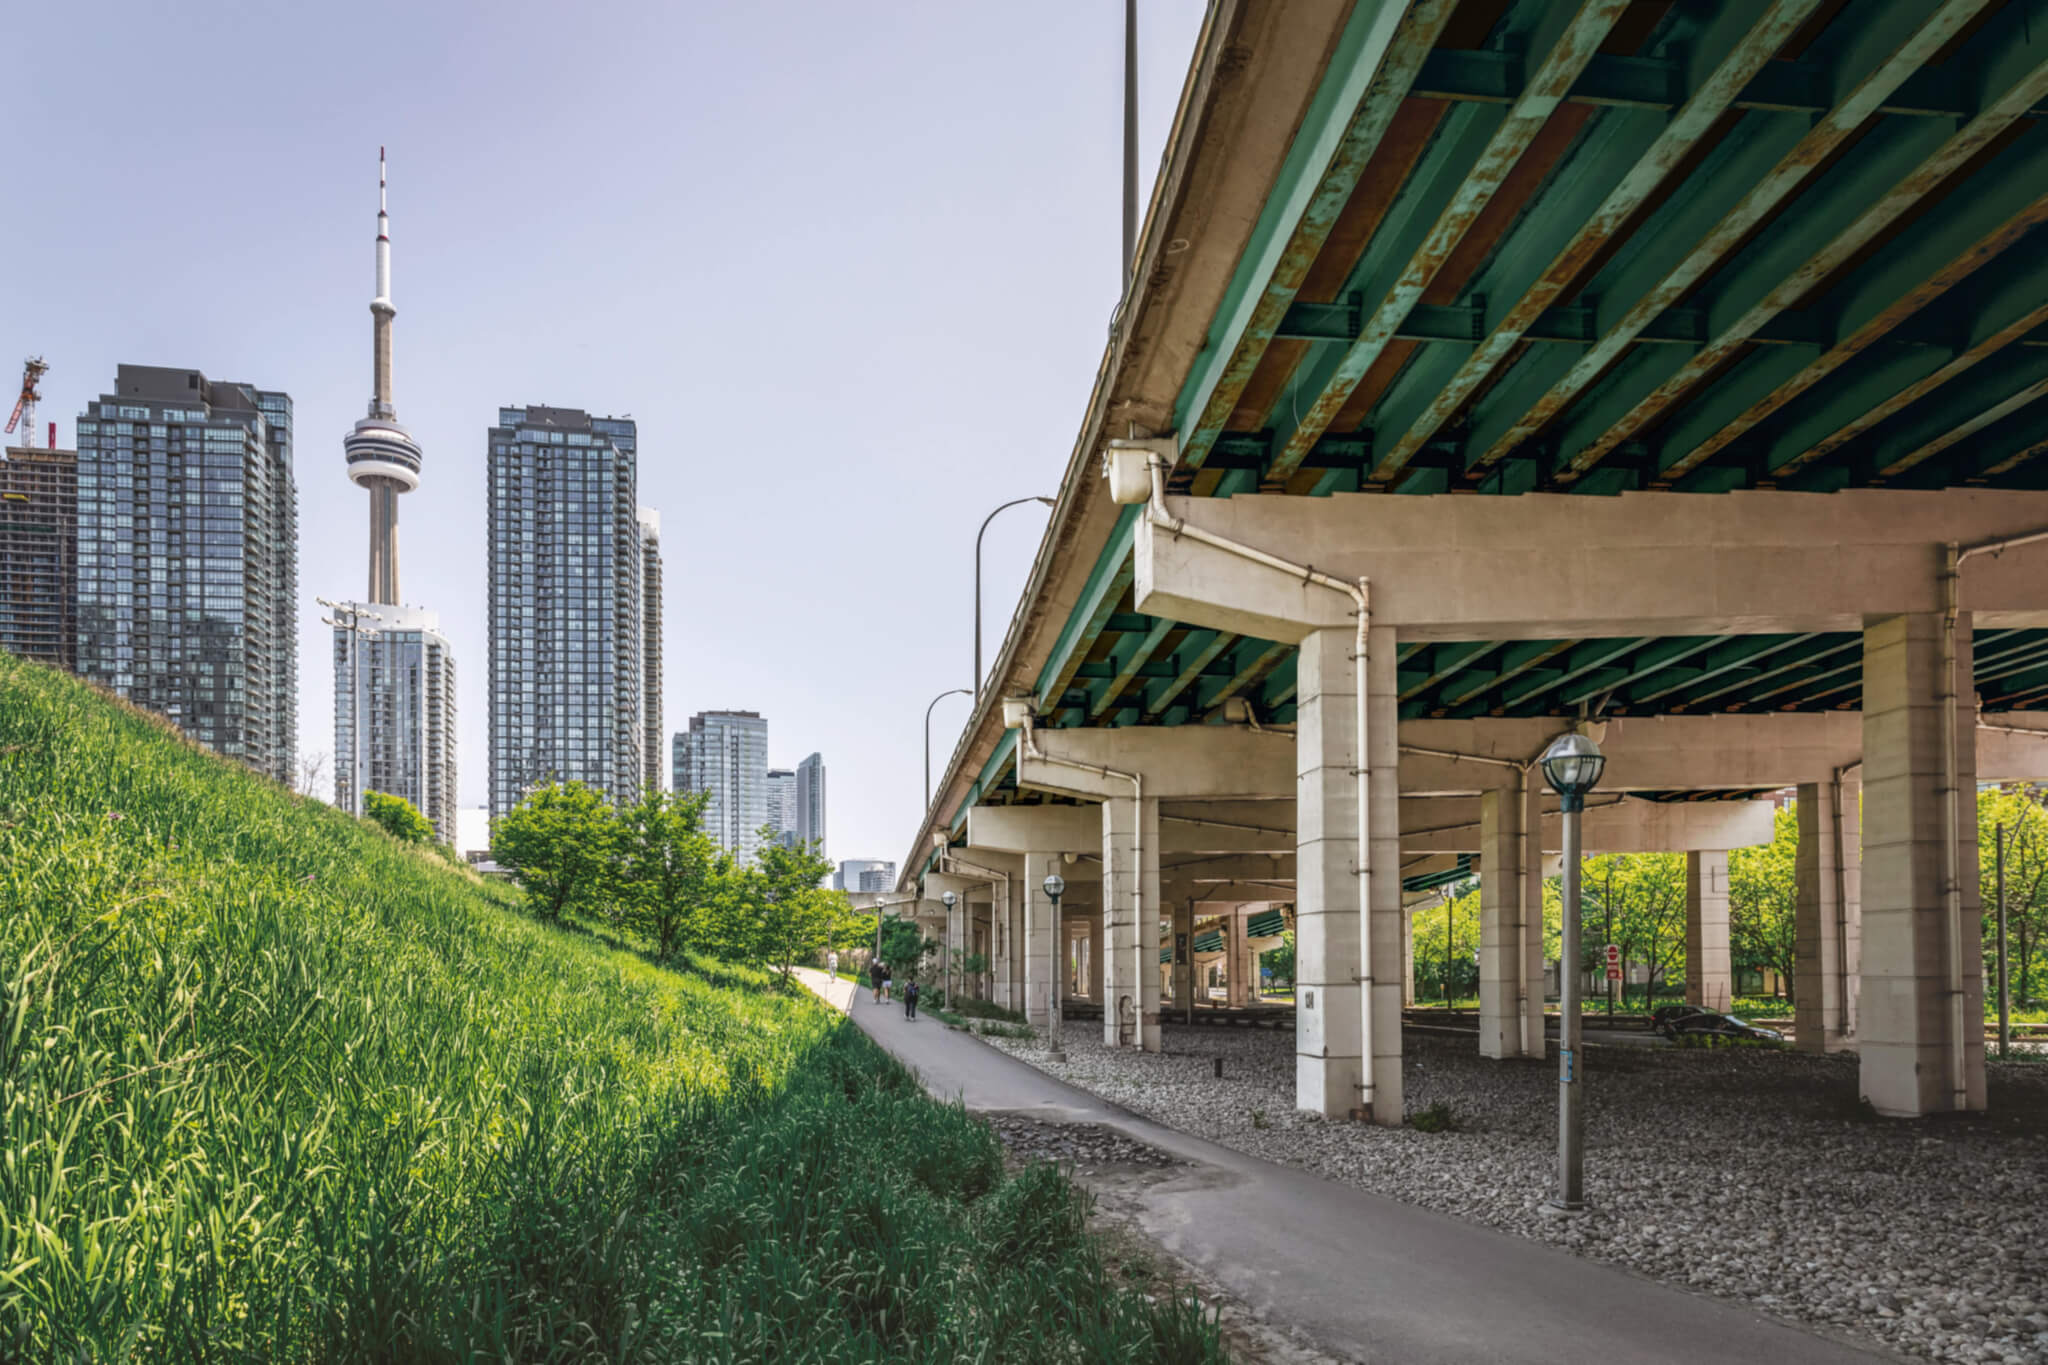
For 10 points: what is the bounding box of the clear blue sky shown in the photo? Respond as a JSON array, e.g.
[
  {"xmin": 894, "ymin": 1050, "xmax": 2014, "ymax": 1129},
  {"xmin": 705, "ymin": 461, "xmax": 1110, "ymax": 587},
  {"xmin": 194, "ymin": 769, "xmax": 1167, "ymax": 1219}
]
[{"xmin": 14, "ymin": 1, "xmax": 1206, "ymax": 866}]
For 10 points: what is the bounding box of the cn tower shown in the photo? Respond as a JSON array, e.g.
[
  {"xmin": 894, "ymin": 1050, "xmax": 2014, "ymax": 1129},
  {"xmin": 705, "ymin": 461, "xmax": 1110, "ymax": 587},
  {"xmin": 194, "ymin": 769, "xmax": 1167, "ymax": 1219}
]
[{"xmin": 343, "ymin": 147, "xmax": 422, "ymax": 604}]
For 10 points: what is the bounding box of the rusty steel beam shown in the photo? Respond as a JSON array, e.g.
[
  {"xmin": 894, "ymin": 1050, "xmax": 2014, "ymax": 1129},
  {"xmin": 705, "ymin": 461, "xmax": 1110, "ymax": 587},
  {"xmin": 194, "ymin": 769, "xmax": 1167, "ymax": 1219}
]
[
  {"xmin": 1654, "ymin": 165, "xmax": 2048, "ymax": 485},
  {"xmin": 1876, "ymin": 362, "xmax": 2048, "ymax": 479},
  {"xmin": 1177, "ymin": 0, "xmax": 1460, "ymax": 474},
  {"xmin": 1367, "ymin": 0, "xmax": 1827, "ymax": 488},
  {"xmin": 1551, "ymin": 34, "xmax": 2048, "ymax": 486},
  {"xmin": 1463, "ymin": 0, "xmax": 2003, "ymax": 481},
  {"xmin": 1261, "ymin": 0, "xmax": 1631, "ymax": 486},
  {"xmin": 1758, "ymin": 246, "xmax": 2048, "ymax": 481}
]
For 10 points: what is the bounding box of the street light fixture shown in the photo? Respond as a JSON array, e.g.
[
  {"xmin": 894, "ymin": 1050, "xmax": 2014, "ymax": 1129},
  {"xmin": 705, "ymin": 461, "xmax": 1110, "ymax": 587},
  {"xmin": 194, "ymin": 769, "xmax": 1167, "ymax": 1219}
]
[
  {"xmin": 1043, "ymin": 873, "xmax": 1067, "ymax": 1062},
  {"xmin": 925, "ymin": 688, "xmax": 972, "ymax": 810},
  {"xmin": 942, "ymin": 890, "xmax": 958, "ymax": 1006},
  {"xmin": 1539, "ymin": 731, "xmax": 1605, "ymax": 1212},
  {"xmin": 974, "ymin": 496, "xmax": 1056, "ymax": 701}
]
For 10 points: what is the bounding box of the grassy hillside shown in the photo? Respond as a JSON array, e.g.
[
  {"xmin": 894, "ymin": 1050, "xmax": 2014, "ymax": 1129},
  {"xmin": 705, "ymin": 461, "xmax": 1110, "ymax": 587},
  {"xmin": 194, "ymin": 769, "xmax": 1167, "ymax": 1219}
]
[{"xmin": 0, "ymin": 656, "xmax": 1221, "ymax": 1361}]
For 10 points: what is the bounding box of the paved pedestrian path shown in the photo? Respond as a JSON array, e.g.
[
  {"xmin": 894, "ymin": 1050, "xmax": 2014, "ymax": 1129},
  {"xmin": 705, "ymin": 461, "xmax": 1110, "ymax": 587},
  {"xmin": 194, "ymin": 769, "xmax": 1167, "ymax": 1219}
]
[{"xmin": 792, "ymin": 968, "xmax": 1888, "ymax": 1365}]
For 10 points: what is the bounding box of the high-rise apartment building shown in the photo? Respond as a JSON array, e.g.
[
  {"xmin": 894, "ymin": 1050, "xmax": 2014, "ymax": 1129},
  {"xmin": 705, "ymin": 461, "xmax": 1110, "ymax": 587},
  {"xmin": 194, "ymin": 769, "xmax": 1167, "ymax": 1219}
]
[
  {"xmin": 795, "ymin": 751, "xmax": 825, "ymax": 856},
  {"xmin": 329, "ymin": 150, "xmax": 459, "ymax": 842},
  {"xmin": 638, "ymin": 509, "xmax": 662, "ymax": 796},
  {"xmin": 765, "ymin": 768, "xmax": 796, "ymax": 848},
  {"xmin": 487, "ymin": 405, "xmax": 655, "ymax": 816},
  {"xmin": 673, "ymin": 710, "xmax": 769, "ymax": 862},
  {"xmin": 0, "ymin": 446, "xmax": 78, "ymax": 670},
  {"xmin": 75, "ymin": 365, "xmax": 297, "ymax": 782},
  {"xmin": 835, "ymin": 859, "xmax": 896, "ymax": 893}
]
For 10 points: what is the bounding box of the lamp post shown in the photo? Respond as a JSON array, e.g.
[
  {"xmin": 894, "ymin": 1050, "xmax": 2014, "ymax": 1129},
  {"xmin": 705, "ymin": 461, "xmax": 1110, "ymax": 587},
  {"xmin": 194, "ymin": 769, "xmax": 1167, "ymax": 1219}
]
[
  {"xmin": 1540, "ymin": 732, "xmax": 1606, "ymax": 1212},
  {"xmin": 316, "ymin": 597, "xmax": 381, "ymax": 816},
  {"xmin": 925, "ymin": 688, "xmax": 971, "ymax": 810},
  {"xmin": 1043, "ymin": 873, "xmax": 1067, "ymax": 1061},
  {"xmin": 974, "ymin": 496, "xmax": 1055, "ymax": 701},
  {"xmin": 942, "ymin": 890, "xmax": 959, "ymax": 1007}
]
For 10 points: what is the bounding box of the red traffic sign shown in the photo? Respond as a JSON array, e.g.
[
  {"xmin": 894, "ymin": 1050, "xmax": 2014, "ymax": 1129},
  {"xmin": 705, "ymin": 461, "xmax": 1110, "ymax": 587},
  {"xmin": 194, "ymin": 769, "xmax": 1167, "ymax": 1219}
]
[
  {"xmin": 1602, "ymin": 944, "xmax": 1621, "ymax": 964},
  {"xmin": 1605, "ymin": 967, "xmax": 1623, "ymax": 982}
]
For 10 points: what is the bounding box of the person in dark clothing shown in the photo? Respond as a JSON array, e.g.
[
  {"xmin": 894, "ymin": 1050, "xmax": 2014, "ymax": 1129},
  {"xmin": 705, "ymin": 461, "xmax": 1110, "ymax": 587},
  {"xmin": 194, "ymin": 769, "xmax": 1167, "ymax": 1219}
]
[
  {"xmin": 868, "ymin": 958, "xmax": 885, "ymax": 1004},
  {"xmin": 881, "ymin": 963, "xmax": 893, "ymax": 1003},
  {"xmin": 903, "ymin": 979, "xmax": 920, "ymax": 1020}
]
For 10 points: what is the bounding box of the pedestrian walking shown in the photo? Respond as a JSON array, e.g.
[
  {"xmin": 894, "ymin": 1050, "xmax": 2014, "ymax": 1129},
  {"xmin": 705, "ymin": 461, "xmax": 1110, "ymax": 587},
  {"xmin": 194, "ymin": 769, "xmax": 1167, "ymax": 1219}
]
[
  {"xmin": 903, "ymin": 979, "xmax": 920, "ymax": 1020},
  {"xmin": 881, "ymin": 963, "xmax": 893, "ymax": 1003},
  {"xmin": 868, "ymin": 957, "xmax": 885, "ymax": 1004},
  {"xmin": 827, "ymin": 950, "xmax": 839, "ymax": 977}
]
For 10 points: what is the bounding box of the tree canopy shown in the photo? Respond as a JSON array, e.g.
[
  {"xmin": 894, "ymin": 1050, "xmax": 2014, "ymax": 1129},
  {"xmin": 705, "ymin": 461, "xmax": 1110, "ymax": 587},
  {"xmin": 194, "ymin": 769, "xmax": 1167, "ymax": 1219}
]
[{"xmin": 365, "ymin": 790, "xmax": 435, "ymax": 845}]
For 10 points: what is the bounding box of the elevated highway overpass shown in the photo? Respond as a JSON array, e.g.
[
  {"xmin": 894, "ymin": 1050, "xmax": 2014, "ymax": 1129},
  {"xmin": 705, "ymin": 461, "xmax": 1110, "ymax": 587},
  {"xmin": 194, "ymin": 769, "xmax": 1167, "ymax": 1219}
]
[{"xmin": 899, "ymin": 0, "xmax": 2048, "ymax": 1123}]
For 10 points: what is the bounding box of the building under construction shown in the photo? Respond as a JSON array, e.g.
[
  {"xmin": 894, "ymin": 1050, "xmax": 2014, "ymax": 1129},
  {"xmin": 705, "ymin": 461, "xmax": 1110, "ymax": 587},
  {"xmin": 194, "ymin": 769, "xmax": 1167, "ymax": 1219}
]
[{"xmin": 0, "ymin": 445, "xmax": 78, "ymax": 671}]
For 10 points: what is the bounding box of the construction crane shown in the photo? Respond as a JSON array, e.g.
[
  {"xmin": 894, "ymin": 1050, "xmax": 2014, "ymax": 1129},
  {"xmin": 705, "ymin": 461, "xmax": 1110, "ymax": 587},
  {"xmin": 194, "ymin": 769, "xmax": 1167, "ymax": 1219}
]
[{"xmin": 5, "ymin": 357, "xmax": 49, "ymax": 451}]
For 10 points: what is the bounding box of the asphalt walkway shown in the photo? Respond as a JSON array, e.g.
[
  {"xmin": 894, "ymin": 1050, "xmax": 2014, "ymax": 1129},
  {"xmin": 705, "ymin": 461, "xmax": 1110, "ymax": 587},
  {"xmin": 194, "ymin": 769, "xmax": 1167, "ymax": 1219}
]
[{"xmin": 795, "ymin": 968, "xmax": 1887, "ymax": 1365}]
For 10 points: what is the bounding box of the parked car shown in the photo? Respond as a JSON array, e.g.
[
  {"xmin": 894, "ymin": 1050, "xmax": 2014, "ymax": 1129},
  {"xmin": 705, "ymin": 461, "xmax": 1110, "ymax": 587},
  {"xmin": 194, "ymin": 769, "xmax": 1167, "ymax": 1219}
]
[
  {"xmin": 1647, "ymin": 1003, "xmax": 1713, "ymax": 1036},
  {"xmin": 1667, "ymin": 1010, "xmax": 1785, "ymax": 1043}
]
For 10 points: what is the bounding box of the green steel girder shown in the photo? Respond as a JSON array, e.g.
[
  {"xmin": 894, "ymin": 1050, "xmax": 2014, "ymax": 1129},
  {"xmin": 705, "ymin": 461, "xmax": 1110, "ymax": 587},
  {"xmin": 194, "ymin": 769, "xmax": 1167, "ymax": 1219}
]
[
  {"xmin": 1260, "ymin": 654, "xmax": 1300, "ymax": 712},
  {"xmin": 1871, "ymin": 350, "xmax": 2048, "ymax": 480},
  {"xmin": 1089, "ymin": 617, "xmax": 1179, "ymax": 720},
  {"xmin": 1370, "ymin": 0, "xmax": 1835, "ymax": 487},
  {"xmin": 1627, "ymin": 633, "xmax": 1820, "ymax": 705},
  {"xmin": 1411, "ymin": 41, "xmax": 2048, "ymax": 120},
  {"xmin": 1034, "ymin": 507, "xmax": 1137, "ymax": 713},
  {"xmin": 1176, "ymin": 0, "xmax": 1463, "ymax": 472},
  {"xmin": 1262, "ymin": 0, "xmax": 1635, "ymax": 485},
  {"xmin": 1459, "ymin": 0, "xmax": 2003, "ymax": 481},
  {"xmin": 1650, "ymin": 136, "xmax": 2048, "ymax": 487},
  {"xmin": 1199, "ymin": 640, "xmax": 1292, "ymax": 714},
  {"xmin": 1501, "ymin": 637, "xmax": 1642, "ymax": 705},
  {"xmin": 1145, "ymin": 630, "xmax": 1234, "ymax": 718},
  {"xmin": 1271, "ymin": 297, "xmax": 1841, "ymax": 350},
  {"xmin": 1559, "ymin": 636, "xmax": 1724, "ymax": 707},
  {"xmin": 1439, "ymin": 639, "xmax": 1569, "ymax": 708},
  {"xmin": 1557, "ymin": 24, "xmax": 2048, "ymax": 487},
  {"xmin": 1398, "ymin": 641, "xmax": 1498, "ymax": 700},
  {"xmin": 1967, "ymin": 404, "xmax": 2048, "ymax": 482},
  {"xmin": 1751, "ymin": 236, "xmax": 2048, "ymax": 482},
  {"xmin": 1667, "ymin": 636, "xmax": 1860, "ymax": 709}
]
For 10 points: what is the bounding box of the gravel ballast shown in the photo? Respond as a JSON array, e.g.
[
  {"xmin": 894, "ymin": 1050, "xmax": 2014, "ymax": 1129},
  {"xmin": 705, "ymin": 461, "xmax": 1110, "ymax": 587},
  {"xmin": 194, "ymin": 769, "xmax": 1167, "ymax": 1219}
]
[{"xmin": 986, "ymin": 1025, "xmax": 2048, "ymax": 1365}]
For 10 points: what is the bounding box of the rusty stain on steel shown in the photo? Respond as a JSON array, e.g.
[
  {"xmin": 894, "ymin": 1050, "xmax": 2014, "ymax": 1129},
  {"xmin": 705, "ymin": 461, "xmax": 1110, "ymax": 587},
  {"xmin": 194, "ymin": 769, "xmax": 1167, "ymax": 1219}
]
[
  {"xmin": 1267, "ymin": 0, "xmax": 1633, "ymax": 485},
  {"xmin": 1976, "ymin": 434, "xmax": 2048, "ymax": 480},
  {"xmin": 1368, "ymin": 0, "xmax": 1827, "ymax": 487},
  {"xmin": 1181, "ymin": 0, "xmax": 1462, "ymax": 472},
  {"xmin": 1680, "ymin": 193, "xmax": 2048, "ymax": 482},
  {"xmin": 1468, "ymin": 0, "xmax": 2001, "ymax": 479},
  {"xmin": 1570, "ymin": 52, "xmax": 2048, "ymax": 484},
  {"xmin": 1880, "ymin": 372, "xmax": 2048, "ymax": 478}
]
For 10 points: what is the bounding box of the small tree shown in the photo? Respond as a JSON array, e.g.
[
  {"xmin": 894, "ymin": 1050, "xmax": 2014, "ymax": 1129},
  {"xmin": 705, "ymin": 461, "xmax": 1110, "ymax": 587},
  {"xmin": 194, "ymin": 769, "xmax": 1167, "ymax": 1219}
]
[
  {"xmin": 1730, "ymin": 805, "xmax": 1797, "ymax": 999},
  {"xmin": 617, "ymin": 790, "xmax": 715, "ymax": 959},
  {"xmin": 365, "ymin": 790, "xmax": 435, "ymax": 844},
  {"xmin": 492, "ymin": 780, "xmax": 616, "ymax": 922},
  {"xmin": 753, "ymin": 833, "xmax": 843, "ymax": 979},
  {"xmin": 879, "ymin": 915, "xmax": 938, "ymax": 981}
]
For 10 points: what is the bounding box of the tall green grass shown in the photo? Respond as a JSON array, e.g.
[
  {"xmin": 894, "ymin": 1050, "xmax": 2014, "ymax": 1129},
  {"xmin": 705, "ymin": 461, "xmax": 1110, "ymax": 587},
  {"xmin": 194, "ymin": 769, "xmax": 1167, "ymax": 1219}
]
[{"xmin": 0, "ymin": 657, "xmax": 1222, "ymax": 1361}]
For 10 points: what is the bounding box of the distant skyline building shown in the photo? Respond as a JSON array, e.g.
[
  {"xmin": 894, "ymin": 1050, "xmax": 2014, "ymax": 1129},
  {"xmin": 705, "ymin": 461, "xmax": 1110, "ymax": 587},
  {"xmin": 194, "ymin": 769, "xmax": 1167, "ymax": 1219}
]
[
  {"xmin": 74, "ymin": 365, "xmax": 297, "ymax": 782},
  {"xmin": 795, "ymin": 751, "xmax": 825, "ymax": 856},
  {"xmin": 765, "ymin": 767, "xmax": 796, "ymax": 848},
  {"xmin": 0, "ymin": 445, "xmax": 78, "ymax": 671},
  {"xmin": 487, "ymin": 405, "xmax": 653, "ymax": 816},
  {"xmin": 638, "ymin": 509, "xmax": 662, "ymax": 796},
  {"xmin": 835, "ymin": 859, "xmax": 894, "ymax": 893},
  {"xmin": 329, "ymin": 150, "xmax": 458, "ymax": 842},
  {"xmin": 673, "ymin": 710, "xmax": 768, "ymax": 863}
]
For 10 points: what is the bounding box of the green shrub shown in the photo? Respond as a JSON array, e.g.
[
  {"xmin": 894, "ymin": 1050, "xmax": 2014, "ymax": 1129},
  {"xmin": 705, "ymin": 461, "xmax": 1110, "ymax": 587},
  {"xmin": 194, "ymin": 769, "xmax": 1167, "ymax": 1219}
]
[
  {"xmin": 1410, "ymin": 1101, "xmax": 1458, "ymax": 1132},
  {"xmin": 363, "ymin": 787, "xmax": 435, "ymax": 844}
]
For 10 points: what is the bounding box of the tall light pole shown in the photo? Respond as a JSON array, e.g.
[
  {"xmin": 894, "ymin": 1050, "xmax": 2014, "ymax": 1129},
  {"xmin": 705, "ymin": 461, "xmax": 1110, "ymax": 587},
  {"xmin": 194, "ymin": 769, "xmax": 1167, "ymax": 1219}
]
[
  {"xmin": 974, "ymin": 496, "xmax": 1055, "ymax": 701},
  {"xmin": 1044, "ymin": 873, "xmax": 1067, "ymax": 1062},
  {"xmin": 1122, "ymin": 0, "xmax": 1139, "ymax": 288},
  {"xmin": 1541, "ymin": 732, "xmax": 1605, "ymax": 1213},
  {"xmin": 317, "ymin": 597, "xmax": 382, "ymax": 816},
  {"xmin": 925, "ymin": 688, "xmax": 971, "ymax": 810},
  {"xmin": 942, "ymin": 890, "xmax": 959, "ymax": 1006}
]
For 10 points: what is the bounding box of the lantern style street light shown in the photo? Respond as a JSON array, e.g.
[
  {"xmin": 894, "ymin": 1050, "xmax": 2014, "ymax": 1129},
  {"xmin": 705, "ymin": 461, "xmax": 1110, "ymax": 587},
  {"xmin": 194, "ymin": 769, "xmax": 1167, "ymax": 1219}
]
[
  {"xmin": 1540, "ymin": 731, "xmax": 1606, "ymax": 1211},
  {"xmin": 942, "ymin": 890, "xmax": 959, "ymax": 1006},
  {"xmin": 1043, "ymin": 873, "xmax": 1067, "ymax": 1062}
]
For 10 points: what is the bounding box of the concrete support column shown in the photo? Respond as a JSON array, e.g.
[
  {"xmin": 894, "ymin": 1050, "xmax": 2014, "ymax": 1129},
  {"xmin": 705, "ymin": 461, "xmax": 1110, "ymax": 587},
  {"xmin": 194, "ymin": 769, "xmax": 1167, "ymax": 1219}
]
[
  {"xmin": 1295, "ymin": 625, "xmax": 1401, "ymax": 1123},
  {"xmin": 1101, "ymin": 794, "xmax": 1162, "ymax": 1050},
  {"xmin": 1019, "ymin": 852, "xmax": 1059, "ymax": 1028},
  {"xmin": 1084, "ymin": 911, "xmax": 1101, "ymax": 1001},
  {"xmin": 1237, "ymin": 907, "xmax": 1261, "ymax": 1004},
  {"xmin": 1860, "ymin": 612, "xmax": 1984, "ymax": 1115},
  {"xmin": 1402, "ymin": 904, "xmax": 1415, "ymax": 1006},
  {"xmin": 1685, "ymin": 850, "xmax": 1732, "ymax": 1012},
  {"xmin": 1795, "ymin": 784, "xmax": 1848, "ymax": 1052},
  {"xmin": 1171, "ymin": 895, "xmax": 1194, "ymax": 1018},
  {"xmin": 1478, "ymin": 780, "xmax": 1543, "ymax": 1059},
  {"xmin": 1224, "ymin": 911, "xmax": 1247, "ymax": 1006},
  {"xmin": 1840, "ymin": 774, "xmax": 1863, "ymax": 1039}
]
